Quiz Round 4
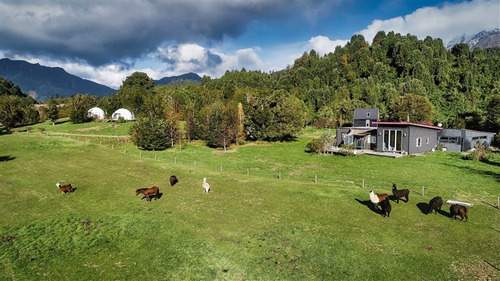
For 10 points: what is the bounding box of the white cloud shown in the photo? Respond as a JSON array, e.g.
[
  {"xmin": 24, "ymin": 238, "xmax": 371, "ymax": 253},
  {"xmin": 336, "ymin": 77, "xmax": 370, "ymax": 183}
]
[
  {"xmin": 308, "ymin": 36, "xmax": 349, "ymax": 56},
  {"xmin": 359, "ymin": 0, "xmax": 499, "ymax": 44}
]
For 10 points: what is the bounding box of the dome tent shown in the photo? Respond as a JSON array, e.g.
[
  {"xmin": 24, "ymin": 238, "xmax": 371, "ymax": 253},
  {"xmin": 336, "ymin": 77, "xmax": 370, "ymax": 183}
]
[
  {"xmin": 87, "ymin": 107, "xmax": 105, "ymax": 120},
  {"xmin": 112, "ymin": 108, "xmax": 134, "ymax": 121}
]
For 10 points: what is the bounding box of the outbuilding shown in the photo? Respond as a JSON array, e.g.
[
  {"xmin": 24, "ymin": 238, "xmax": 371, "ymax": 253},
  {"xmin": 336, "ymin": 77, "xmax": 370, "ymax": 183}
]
[
  {"xmin": 439, "ymin": 129, "xmax": 496, "ymax": 152},
  {"xmin": 87, "ymin": 107, "xmax": 105, "ymax": 120},
  {"xmin": 112, "ymin": 108, "xmax": 134, "ymax": 121}
]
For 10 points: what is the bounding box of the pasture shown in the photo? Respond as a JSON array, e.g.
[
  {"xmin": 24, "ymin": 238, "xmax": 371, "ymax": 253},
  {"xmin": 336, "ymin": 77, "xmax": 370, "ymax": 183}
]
[{"xmin": 1, "ymin": 126, "xmax": 499, "ymax": 280}]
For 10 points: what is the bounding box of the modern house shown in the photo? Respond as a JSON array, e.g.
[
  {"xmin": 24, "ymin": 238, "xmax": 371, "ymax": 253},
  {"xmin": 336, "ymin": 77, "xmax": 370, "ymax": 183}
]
[
  {"xmin": 373, "ymin": 122, "xmax": 442, "ymax": 154},
  {"xmin": 439, "ymin": 129, "xmax": 496, "ymax": 152},
  {"xmin": 335, "ymin": 108, "xmax": 443, "ymax": 155}
]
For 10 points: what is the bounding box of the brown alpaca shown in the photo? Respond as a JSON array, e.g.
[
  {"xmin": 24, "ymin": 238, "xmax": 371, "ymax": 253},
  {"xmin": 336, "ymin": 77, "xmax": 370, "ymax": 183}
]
[
  {"xmin": 136, "ymin": 186, "xmax": 160, "ymax": 201},
  {"xmin": 56, "ymin": 182, "xmax": 74, "ymax": 194},
  {"xmin": 450, "ymin": 204, "xmax": 468, "ymax": 222}
]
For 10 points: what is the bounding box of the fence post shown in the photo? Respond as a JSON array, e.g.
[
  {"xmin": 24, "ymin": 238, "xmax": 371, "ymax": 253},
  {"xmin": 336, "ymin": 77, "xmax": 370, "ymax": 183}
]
[
  {"xmin": 220, "ymin": 164, "xmax": 223, "ymax": 172},
  {"xmin": 422, "ymin": 186, "xmax": 425, "ymax": 197},
  {"xmin": 155, "ymin": 154, "xmax": 157, "ymax": 160},
  {"xmin": 314, "ymin": 174, "xmax": 317, "ymax": 183},
  {"xmin": 194, "ymin": 160, "xmax": 197, "ymax": 169},
  {"xmin": 362, "ymin": 179, "xmax": 365, "ymax": 189},
  {"xmin": 278, "ymin": 172, "xmax": 281, "ymax": 180},
  {"xmin": 111, "ymin": 144, "xmax": 114, "ymax": 150}
]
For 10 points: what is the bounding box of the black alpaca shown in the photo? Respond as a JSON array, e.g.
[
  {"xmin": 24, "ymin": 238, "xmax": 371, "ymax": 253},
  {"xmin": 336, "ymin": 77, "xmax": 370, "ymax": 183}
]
[
  {"xmin": 381, "ymin": 198, "xmax": 392, "ymax": 217},
  {"xmin": 392, "ymin": 183, "xmax": 409, "ymax": 203},
  {"xmin": 427, "ymin": 196, "xmax": 443, "ymax": 214},
  {"xmin": 450, "ymin": 204, "xmax": 468, "ymax": 222},
  {"xmin": 170, "ymin": 175, "xmax": 179, "ymax": 186}
]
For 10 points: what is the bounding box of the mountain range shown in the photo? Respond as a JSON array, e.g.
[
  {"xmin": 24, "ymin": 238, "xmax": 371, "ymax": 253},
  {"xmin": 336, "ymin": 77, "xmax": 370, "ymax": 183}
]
[
  {"xmin": 446, "ymin": 28, "xmax": 500, "ymax": 50},
  {"xmin": 0, "ymin": 58, "xmax": 201, "ymax": 101}
]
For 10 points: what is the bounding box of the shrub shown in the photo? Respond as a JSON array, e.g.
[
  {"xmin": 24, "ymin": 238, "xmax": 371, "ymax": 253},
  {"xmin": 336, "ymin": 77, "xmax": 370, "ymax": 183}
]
[
  {"xmin": 462, "ymin": 141, "xmax": 491, "ymax": 161},
  {"xmin": 117, "ymin": 116, "xmax": 126, "ymax": 123}
]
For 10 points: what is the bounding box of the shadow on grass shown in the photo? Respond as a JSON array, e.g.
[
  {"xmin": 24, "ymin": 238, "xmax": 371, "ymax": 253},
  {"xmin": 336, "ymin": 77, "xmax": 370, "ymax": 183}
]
[
  {"xmin": 480, "ymin": 200, "xmax": 499, "ymax": 209},
  {"xmin": 0, "ymin": 155, "xmax": 16, "ymax": 162},
  {"xmin": 481, "ymin": 158, "xmax": 500, "ymax": 167},
  {"xmin": 443, "ymin": 163, "xmax": 500, "ymax": 182},
  {"xmin": 55, "ymin": 119, "xmax": 71, "ymax": 125},
  {"xmin": 416, "ymin": 202, "xmax": 450, "ymax": 217},
  {"xmin": 354, "ymin": 198, "xmax": 383, "ymax": 216},
  {"xmin": 140, "ymin": 192, "xmax": 163, "ymax": 201}
]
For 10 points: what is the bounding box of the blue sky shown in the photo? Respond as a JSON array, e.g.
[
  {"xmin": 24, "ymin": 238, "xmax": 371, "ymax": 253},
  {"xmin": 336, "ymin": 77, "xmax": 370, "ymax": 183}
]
[{"xmin": 1, "ymin": 0, "xmax": 498, "ymax": 89}]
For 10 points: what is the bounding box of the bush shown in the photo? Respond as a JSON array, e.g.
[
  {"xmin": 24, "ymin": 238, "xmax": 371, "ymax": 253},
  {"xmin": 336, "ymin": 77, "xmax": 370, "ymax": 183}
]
[
  {"xmin": 306, "ymin": 132, "xmax": 336, "ymax": 154},
  {"xmin": 306, "ymin": 138, "xmax": 322, "ymax": 153},
  {"xmin": 462, "ymin": 141, "xmax": 491, "ymax": 161},
  {"xmin": 117, "ymin": 116, "xmax": 126, "ymax": 123}
]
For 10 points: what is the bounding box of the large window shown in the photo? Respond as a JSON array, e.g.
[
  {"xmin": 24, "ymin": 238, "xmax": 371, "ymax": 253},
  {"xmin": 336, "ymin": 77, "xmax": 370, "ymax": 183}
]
[
  {"xmin": 416, "ymin": 138, "xmax": 422, "ymax": 147},
  {"xmin": 383, "ymin": 129, "xmax": 402, "ymax": 151}
]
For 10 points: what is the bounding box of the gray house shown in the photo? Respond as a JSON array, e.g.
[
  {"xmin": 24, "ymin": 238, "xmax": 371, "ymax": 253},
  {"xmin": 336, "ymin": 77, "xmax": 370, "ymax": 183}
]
[
  {"xmin": 439, "ymin": 129, "xmax": 496, "ymax": 152},
  {"xmin": 373, "ymin": 122, "xmax": 442, "ymax": 154},
  {"xmin": 353, "ymin": 108, "xmax": 379, "ymax": 127}
]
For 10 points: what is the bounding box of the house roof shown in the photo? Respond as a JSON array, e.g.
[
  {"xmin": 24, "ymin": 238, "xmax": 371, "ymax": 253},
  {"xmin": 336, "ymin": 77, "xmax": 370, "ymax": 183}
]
[
  {"xmin": 373, "ymin": 122, "xmax": 442, "ymax": 130},
  {"xmin": 354, "ymin": 108, "xmax": 379, "ymax": 120}
]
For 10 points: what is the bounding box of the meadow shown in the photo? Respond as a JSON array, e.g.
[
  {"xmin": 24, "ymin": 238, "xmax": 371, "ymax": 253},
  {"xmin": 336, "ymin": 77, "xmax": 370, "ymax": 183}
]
[{"xmin": 1, "ymin": 121, "xmax": 499, "ymax": 280}]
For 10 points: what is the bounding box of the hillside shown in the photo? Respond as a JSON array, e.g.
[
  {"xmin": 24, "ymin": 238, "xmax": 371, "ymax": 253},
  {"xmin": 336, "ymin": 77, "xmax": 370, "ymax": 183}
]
[
  {"xmin": 154, "ymin": 72, "xmax": 201, "ymax": 86},
  {"xmin": 0, "ymin": 58, "xmax": 116, "ymax": 101}
]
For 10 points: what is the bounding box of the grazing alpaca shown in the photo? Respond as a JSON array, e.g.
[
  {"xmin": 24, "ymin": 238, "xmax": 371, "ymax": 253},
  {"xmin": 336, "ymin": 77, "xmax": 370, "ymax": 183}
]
[
  {"xmin": 56, "ymin": 182, "xmax": 74, "ymax": 194},
  {"xmin": 136, "ymin": 186, "xmax": 160, "ymax": 201},
  {"xmin": 450, "ymin": 204, "xmax": 468, "ymax": 222},
  {"xmin": 170, "ymin": 175, "xmax": 179, "ymax": 186},
  {"xmin": 427, "ymin": 196, "xmax": 443, "ymax": 214},
  {"xmin": 381, "ymin": 198, "xmax": 392, "ymax": 217},
  {"xmin": 369, "ymin": 189, "xmax": 388, "ymax": 205},
  {"xmin": 392, "ymin": 183, "xmax": 409, "ymax": 203},
  {"xmin": 202, "ymin": 178, "xmax": 210, "ymax": 194}
]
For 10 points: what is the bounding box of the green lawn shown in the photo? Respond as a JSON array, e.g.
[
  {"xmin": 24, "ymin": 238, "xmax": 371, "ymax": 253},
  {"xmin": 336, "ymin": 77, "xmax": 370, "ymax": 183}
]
[{"xmin": 0, "ymin": 128, "xmax": 499, "ymax": 280}]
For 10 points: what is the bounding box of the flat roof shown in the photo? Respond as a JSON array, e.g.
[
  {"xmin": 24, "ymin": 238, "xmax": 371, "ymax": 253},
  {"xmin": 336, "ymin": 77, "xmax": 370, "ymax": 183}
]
[{"xmin": 373, "ymin": 122, "xmax": 442, "ymax": 130}]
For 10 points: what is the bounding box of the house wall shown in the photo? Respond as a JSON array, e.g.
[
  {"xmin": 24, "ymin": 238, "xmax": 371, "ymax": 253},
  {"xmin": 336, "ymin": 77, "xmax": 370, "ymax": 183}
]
[
  {"xmin": 375, "ymin": 126, "xmax": 410, "ymax": 152},
  {"xmin": 439, "ymin": 129, "xmax": 464, "ymax": 152},
  {"xmin": 335, "ymin": 128, "xmax": 350, "ymax": 146},
  {"xmin": 407, "ymin": 127, "xmax": 439, "ymax": 154},
  {"xmin": 463, "ymin": 130, "xmax": 496, "ymax": 150}
]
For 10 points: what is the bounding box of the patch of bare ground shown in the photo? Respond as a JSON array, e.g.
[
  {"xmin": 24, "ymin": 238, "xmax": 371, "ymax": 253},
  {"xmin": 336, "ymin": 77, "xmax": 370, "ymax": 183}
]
[
  {"xmin": 212, "ymin": 149, "xmax": 237, "ymax": 154},
  {"xmin": 450, "ymin": 258, "xmax": 499, "ymax": 281},
  {"xmin": 76, "ymin": 126, "xmax": 105, "ymax": 132}
]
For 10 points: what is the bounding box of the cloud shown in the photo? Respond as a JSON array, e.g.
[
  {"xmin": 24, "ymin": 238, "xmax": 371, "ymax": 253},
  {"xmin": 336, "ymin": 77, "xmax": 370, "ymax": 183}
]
[
  {"xmin": 358, "ymin": 0, "xmax": 499, "ymax": 43},
  {"xmin": 308, "ymin": 36, "xmax": 348, "ymax": 56},
  {"xmin": 153, "ymin": 44, "xmax": 264, "ymax": 77},
  {"xmin": 0, "ymin": 0, "xmax": 339, "ymax": 67}
]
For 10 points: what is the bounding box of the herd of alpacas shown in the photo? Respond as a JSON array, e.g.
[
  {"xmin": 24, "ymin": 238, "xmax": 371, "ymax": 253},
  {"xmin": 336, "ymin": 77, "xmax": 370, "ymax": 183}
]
[
  {"xmin": 369, "ymin": 183, "xmax": 469, "ymax": 221},
  {"xmin": 57, "ymin": 178, "xmax": 468, "ymax": 221}
]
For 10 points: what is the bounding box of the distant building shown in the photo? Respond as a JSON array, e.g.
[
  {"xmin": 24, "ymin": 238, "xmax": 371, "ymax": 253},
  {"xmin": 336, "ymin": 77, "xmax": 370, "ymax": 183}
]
[
  {"xmin": 87, "ymin": 107, "xmax": 105, "ymax": 120},
  {"xmin": 439, "ymin": 129, "xmax": 496, "ymax": 152},
  {"xmin": 112, "ymin": 108, "xmax": 134, "ymax": 121}
]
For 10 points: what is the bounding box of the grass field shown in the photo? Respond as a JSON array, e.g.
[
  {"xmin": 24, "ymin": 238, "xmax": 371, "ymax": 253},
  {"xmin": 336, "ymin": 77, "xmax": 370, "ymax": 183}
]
[{"xmin": 1, "ymin": 124, "xmax": 499, "ymax": 280}]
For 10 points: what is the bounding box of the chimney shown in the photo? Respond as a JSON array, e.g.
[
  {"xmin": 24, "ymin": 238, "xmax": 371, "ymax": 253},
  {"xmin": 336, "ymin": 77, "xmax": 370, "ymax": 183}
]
[{"xmin": 406, "ymin": 114, "xmax": 410, "ymax": 122}]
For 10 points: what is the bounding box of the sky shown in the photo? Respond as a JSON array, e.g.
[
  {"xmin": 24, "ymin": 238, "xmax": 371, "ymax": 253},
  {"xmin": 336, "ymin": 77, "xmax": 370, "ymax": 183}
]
[{"xmin": 0, "ymin": 0, "xmax": 499, "ymax": 89}]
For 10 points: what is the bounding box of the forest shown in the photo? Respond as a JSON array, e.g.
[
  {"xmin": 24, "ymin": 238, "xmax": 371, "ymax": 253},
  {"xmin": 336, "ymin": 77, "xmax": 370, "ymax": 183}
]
[{"xmin": 1, "ymin": 31, "xmax": 500, "ymax": 149}]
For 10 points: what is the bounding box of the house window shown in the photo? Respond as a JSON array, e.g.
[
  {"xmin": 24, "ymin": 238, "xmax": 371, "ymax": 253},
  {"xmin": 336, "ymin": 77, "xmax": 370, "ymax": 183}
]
[
  {"xmin": 425, "ymin": 137, "xmax": 429, "ymax": 145},
  {"xmin": 416, "ymin": 138, "xmax": 422, "ymax": 147},
  {"xmin": 366, "ymin": 112, "xmax": 371, "ymax": 118},
  {"xmin": 365, "ymin": 120, "xmax": 370, "ymax": 127}
]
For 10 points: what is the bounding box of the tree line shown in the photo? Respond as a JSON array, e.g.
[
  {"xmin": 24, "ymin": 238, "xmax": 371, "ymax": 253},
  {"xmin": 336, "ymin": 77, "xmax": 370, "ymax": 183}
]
[{"xmin": 1, "ymin": 31, "xmax": 499, "ymax": 147}]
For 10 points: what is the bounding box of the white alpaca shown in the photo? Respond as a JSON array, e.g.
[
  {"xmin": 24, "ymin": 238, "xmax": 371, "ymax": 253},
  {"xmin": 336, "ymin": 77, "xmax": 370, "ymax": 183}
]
[
  {"xmin": 202, "ymin": 177, "xmax": 210, "ymax": 194},
  {"xmin": 369, "ymin": 189, "xmax": 380, "ymax": 204}
]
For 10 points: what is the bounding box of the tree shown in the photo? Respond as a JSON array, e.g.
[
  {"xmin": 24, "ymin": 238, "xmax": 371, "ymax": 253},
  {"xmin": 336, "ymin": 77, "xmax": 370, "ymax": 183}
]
[
  {"xmin": 131, "ymin": 117, "xmax": 172, "ymax": 151},
  {"xmin": 67, "ymin": 94, "xmax": 96, "ymax": 123},
  {"xmin": 388, "ymin": 94, "xmax": 434, "ymax": 123},
  {"xmin": 47, "ymin": 98, "xmax": 59, "ymax": 125},
  {"xmin": 0, "ymin": 95, "xmax": 24, "ymax": 132}
]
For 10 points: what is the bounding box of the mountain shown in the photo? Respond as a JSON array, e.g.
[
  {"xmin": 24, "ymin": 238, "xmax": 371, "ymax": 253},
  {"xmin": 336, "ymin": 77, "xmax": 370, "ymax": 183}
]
[
  {"xmin": 0, "ymin": 58, "xmax": 116, "ymax": 101},
  {"xmin": 154, "ymin": 72, "xmax": 201, "ymax": 86},
  {"xmin": 446, "ymin": 28, "xmax": 500, "ymax": 50}
]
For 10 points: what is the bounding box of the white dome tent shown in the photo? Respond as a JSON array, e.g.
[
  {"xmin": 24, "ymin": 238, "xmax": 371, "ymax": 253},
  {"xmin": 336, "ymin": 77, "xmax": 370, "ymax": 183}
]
[
  {"xmin": 87, "ymin": 107, "xmax": 105, "ymax": 120},
  {"xmin": 112, "ymin": 108, "xmax": 134, "ymax": 121}
]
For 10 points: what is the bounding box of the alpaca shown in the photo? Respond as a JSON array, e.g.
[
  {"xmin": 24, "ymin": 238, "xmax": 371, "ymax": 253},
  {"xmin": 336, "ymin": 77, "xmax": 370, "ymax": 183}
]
[
  {"xmin": 170, "ymin": 175, "xmax": 179, "ymax": 186},
  {"xmin": 427, "ymin": 196, "xmax": 443, "ymax": 214},
  {"xmin": 202, "ymin": 177, "xmax": 210, "ymax": 194},
  {"xmin": 56, "ymin": 182, "xmax": 74, "ymax": 194},
  {"xmin": 392, "ymin": 183, "xmax": 409, "ymax": 203},
  {"xmin": 136, "ymin": 186, "xmax": 160, "ymax": 201},
  {"xmin": 381, "ymin": 198, "xmax": 392, "ymax": 217},
  {"xmin": 450, "ymin": 204, "xmax": 468, "ymax": 222},
  {"xmin": 369, "ymin": 189, "xmax": 388, "ymax": 205}
]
